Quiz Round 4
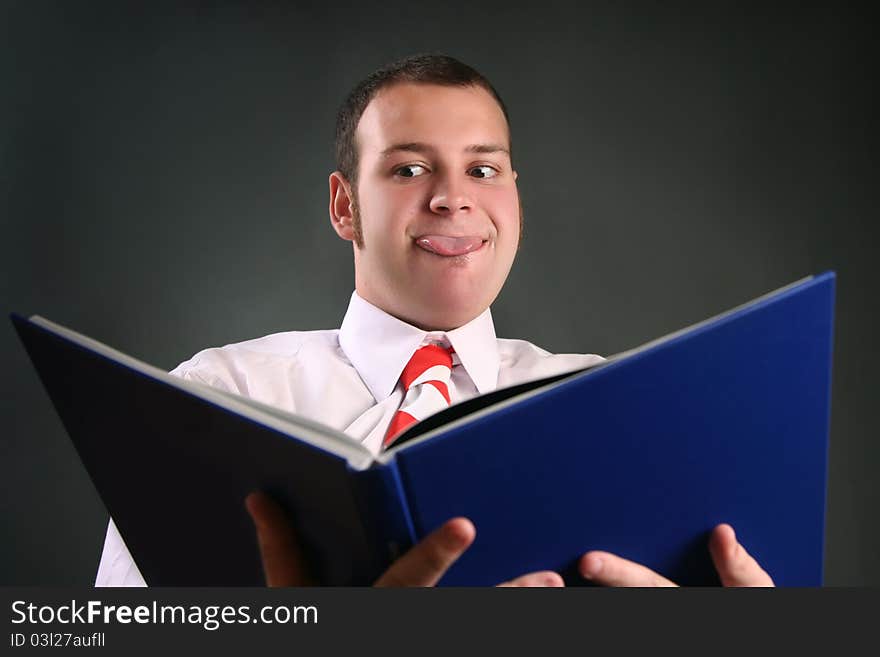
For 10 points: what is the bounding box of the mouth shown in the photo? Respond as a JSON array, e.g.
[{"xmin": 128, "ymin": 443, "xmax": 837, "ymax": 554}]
[{"xmin": 414, "ymin": 235, "xmax": 487, "ymax": 257}]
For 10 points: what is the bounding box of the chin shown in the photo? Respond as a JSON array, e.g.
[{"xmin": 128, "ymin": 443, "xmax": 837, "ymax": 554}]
[{"xmin": 414, "ymin": 295, "xmax": 490, "ymax": 331}]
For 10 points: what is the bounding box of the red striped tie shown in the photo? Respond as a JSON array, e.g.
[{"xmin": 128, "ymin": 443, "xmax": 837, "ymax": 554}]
[{"xmin": 383, "ymin": 344, "xmax": 454, "ymax": 449}]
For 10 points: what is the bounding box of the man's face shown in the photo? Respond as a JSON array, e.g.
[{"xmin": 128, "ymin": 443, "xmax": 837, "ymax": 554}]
[{"xmin": 330, "ymin": 82, "xmax": 520, "ymax": 331}]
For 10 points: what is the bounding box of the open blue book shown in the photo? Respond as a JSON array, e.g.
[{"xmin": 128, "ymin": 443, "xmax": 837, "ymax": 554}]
[{"xmin": 11, "ymin": 272, "xmax": 835, "ymax": 586}]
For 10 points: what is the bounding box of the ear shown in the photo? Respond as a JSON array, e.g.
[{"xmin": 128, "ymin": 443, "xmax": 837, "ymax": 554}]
[{"xmin": 328, "ymin": 171, "xmax": 356, "ymax": 242}]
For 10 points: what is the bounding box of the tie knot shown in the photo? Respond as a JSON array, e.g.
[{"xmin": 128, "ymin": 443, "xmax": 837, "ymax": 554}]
[
  {"xmin": 400, "ymin": 344, "xmax": 454, "ymax": 390},
  {"xmin": 384, "ymin": 343, "xmax": 456, "ymax": 449}
]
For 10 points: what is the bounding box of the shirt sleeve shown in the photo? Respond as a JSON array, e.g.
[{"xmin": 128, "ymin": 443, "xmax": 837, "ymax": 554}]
[{"xmin": 94, "ymin": 517, "xmax": 146, "ymax": 587}]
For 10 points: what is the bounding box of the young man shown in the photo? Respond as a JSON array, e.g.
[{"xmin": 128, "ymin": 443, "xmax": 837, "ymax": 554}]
[{"xmin": 96, "ymin": 54, "xmax": 773, "ymax": 587}]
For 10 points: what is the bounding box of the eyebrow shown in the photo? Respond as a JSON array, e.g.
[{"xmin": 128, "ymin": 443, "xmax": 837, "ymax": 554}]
[{"xmin": 379, "ymin": 142, "xmax": 510, "ymax": 158}]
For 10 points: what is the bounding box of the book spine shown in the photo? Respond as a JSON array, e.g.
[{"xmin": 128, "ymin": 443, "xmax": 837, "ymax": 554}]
[{"xmin": 348, "ymin": 460, "xmax": 416, "ymax": 581}]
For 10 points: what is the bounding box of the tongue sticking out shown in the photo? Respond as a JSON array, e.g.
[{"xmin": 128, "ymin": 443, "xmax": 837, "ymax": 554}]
[{"xmin": 416, "ymin": 235, "xmax": 485, "ymax": 256}]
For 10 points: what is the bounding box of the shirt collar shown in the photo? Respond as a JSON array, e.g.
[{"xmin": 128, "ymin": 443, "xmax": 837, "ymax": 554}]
[{"xmin": 338, "ymin": 291, "xmax": 500, "ymax": 401}]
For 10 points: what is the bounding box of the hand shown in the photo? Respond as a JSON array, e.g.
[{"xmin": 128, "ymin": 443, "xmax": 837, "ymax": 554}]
[
  {"xmin": 577, "ymin": 523, "xmax": 775, "ymax": 587},
  {"xmin": 245, "ymin": 491, "xmax": 563, "ymax": 587}
]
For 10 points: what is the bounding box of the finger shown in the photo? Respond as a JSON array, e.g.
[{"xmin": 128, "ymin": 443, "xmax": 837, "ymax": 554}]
[
  {"xmin": 708, "ymin": 523, "xmax": 775, "ymax": 587},
  {"xmin": 497, "ymin": 571, "xmax": 565, "ymax": 587},
  {"xmin": 374, "ymin": 517, "xmax": 476, "ymax": 587},
  {"xmin": 245, "ymin": 491, "xmax": 312, "ymax": 586},
  {"xmin": 578, "ymin": 551, "xmax": 678, "ymax": 587}
]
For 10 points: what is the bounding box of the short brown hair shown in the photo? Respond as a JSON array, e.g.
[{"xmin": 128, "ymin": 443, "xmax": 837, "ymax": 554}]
[{"xmin": 334, "ymin": 53, "xmax": 512, "ymax": 187}]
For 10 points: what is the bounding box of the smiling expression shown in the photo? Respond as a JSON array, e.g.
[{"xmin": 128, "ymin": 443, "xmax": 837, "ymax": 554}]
[{"xmin": 329, "ymin": 82, "xmax": 521, "ymax": 331}]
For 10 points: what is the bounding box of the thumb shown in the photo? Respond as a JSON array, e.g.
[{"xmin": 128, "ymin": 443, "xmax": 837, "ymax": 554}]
[
  {"xmin": 245, "ymin": 491, "xmax": 313, "ymax": 586},
  {"xmin": 708, "ymin": 523, "xmax": 774, "ymax": 587},
  {"xmin": 374, "ymin": 517, "xmax": 476, "ymax": 587}
]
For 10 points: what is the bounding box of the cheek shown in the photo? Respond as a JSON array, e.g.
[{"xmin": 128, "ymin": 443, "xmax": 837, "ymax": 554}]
[
  {"xmin": 363, "ymin": 188, "xmax": 424, "ymax": 236},
  {"xmin": 488, "ymin": 195, "xmax": 521, "ymax": 241}
]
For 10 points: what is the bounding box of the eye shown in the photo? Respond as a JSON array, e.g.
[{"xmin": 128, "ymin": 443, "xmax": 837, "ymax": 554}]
[
  {"xmin": 468, "ymin": 165, "xmax": 498, "ymax": 179},
  {"xmin": 395, "ymin": 164, "xmax": 428, "ymax": 178}
]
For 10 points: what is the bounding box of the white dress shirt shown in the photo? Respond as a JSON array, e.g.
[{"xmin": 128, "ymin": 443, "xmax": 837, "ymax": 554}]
[{"xmin": 95, "ymin": 292, "xmax": 604, "ymax": 586}]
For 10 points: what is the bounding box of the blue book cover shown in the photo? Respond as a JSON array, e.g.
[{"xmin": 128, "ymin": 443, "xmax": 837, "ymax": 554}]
[{"xmin": 11, "ymin": 272, "xmax": 835, "ymax": 586}]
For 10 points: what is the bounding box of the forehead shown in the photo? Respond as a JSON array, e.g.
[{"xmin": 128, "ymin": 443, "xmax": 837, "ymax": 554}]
[{"xmin": 356, "ymin": 83, "xmax": 510, "ymax": 157}]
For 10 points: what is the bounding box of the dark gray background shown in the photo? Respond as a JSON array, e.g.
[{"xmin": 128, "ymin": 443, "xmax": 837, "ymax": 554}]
[{"xmin": 2, "ymin": 1, "xmax": 877, "ymax": 585}]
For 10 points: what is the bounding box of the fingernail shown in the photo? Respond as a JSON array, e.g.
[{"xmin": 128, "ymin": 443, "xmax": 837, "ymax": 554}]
[
  {"xmin": 545, "ymin": 573, "xmax": 564, "ymax": 587},
  {"xmin": 441, "ymin": 519, "xmax": 475, "ymax": 549},
  {"xmin": 581, "ymin": 555, "xmax": 603, "ymax": 579}
]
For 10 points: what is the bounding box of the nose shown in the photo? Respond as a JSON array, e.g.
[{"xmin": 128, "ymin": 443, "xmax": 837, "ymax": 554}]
[{"xmin": 429, "ymin": 173, "xmax": 473, "ymax": 215}]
